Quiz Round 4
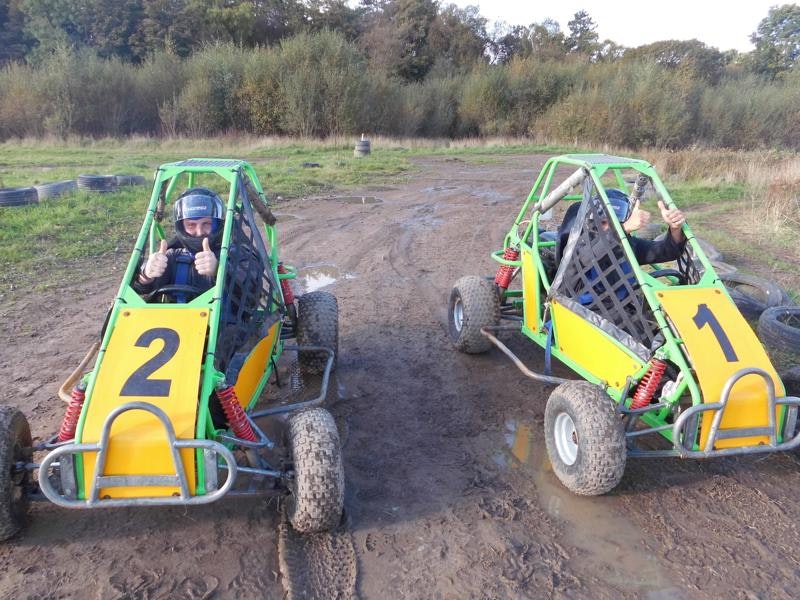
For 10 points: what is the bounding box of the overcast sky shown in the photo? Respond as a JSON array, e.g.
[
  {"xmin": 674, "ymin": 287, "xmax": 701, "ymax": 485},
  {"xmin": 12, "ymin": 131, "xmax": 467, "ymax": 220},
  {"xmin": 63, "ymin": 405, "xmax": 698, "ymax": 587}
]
[{"xmin": 449, "ymin": 0, "xmax": 784, "ymax": 52}]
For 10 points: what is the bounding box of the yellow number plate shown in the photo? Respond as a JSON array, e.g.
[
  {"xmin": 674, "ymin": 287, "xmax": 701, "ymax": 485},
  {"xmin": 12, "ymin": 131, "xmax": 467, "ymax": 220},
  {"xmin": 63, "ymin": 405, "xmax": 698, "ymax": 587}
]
[{"xmin": 80, "ymin": 308, "xmax": 210, "ymax": 498}]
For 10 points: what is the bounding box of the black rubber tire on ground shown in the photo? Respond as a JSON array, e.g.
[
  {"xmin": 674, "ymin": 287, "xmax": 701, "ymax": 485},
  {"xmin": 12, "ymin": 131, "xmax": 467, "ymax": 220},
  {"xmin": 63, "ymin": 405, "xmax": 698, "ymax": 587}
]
[
  {"xmin": 544, "ymin": 381, "xmax": 626, "ymax": 496},
  {"xmin": 286, "ymin": 408, "xmax": 344, "ymax": 533},
  {"xmin": 692, "ymin": 238, "xmax": 723, "ymax": 263},
  {"xmin": 780, "ymin": 366, "xmax": 800, "ymax": 397},
  {"xmin": 448, "ymin": 275, "xmax": 500, "ymax": 354},
  {"xmin": 296, "ymin": 291, "xmax": 339, "ymax": 375},
  {"xmin": 34, "ymin": 180, "xmax": 77, "ymax": 200},
  {"xmin": 114, "ymin": 174, "xmax": 148, "ymax": 186},
  {"xmin": 0, "ymin": 406, "xmax": 32, "ymax": 541},
  {"xmin": 719, "ymin": 272, "xmax": 787, "ymax": 320},
  {"xmin": 0, "ymin": 187, "xmax": 38, "ymax": 207},
  {"xmin": 77, "ymin": 174, "xmax": 117, "ymax": 193},
  {"xmin": 757, "ymin": 306, "xmax": 800, "ymax": 354},
  {"xmin": 709, "ymin": 261, "xmax": 738, "ymax": 276}
]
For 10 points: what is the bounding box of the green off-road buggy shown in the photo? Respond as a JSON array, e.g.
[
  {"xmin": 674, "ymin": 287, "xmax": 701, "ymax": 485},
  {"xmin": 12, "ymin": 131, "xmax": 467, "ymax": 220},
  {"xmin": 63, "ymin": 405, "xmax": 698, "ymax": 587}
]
[
  {"xmin": 0, "ymin": 159, "xmax": 343, "ymax": 540},
  {"xmin": 448, "ymin": 153, "xmax": 800, "ymax": 495}
]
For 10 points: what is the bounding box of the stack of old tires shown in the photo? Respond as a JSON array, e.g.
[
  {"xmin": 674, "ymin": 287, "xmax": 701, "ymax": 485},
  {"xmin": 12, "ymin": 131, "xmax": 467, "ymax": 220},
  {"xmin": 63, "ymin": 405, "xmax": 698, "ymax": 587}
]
[{"xmin": 354, "ymin": 135, "xmax": 371, "ymax": 158}]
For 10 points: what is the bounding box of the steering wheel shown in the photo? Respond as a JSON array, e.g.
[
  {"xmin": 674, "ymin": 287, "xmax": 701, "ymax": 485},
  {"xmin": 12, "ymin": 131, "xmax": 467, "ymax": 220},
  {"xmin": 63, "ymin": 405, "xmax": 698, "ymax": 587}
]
[
  {"xmin": 648, "ymin": 268, "xmax": 688, "ymax": 285},
  {"xmin": 145, "ymin": 284, "xmax": 205, "ymax": 303}
]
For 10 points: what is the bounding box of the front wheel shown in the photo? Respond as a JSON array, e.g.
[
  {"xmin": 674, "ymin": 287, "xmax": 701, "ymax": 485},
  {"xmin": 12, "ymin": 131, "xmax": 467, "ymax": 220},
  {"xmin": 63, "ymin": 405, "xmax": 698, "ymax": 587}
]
[
  {"xmin": 0, "ymin": 406, "xmax": 32, "ymax": 541},
  {"xmin": 286, "ymin": 408, "xmax": 344, "ymax": 533},
  {"xmin": 544, "ymin": 381, "xmax": 626, "ymax": 496},
  {"xmin": 448, "ymin": 276, "xmax": 500, "ymax": 354}
]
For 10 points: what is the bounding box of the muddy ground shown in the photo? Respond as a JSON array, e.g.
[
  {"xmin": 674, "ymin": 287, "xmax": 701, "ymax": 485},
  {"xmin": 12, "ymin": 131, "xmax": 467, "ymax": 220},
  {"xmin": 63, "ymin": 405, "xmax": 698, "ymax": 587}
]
[{"xmin": 2, "ymin": 154, "xmax": 800, "ymax": 599}]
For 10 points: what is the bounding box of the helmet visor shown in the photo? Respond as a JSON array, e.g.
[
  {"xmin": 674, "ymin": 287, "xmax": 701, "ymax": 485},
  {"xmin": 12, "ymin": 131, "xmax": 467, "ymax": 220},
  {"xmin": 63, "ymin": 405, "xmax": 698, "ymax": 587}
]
[
  {"xmin": 605, "ymin": 190, "xmax": 632, "ymax": 223},
  {"xmin": 174, "ymin": 193, "xmax": 225, "ymax": 222}
]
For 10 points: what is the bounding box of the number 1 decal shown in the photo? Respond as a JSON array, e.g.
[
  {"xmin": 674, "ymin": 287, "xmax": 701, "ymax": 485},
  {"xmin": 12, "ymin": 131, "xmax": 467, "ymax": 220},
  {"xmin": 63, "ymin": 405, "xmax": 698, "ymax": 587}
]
[
  {"xmin": 692, "ymin": 304, "xmax": 738, "ymax": 363},
  {"xmin": 120, "ymin": 328, "xmax": 180, "ymax": 396}
]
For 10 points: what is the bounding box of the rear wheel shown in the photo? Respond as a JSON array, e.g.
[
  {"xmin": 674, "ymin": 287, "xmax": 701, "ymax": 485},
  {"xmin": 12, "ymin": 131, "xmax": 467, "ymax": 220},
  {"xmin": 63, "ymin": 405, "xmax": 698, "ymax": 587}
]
[
  {"xmin": 287, "ymin": 408, "xmax": 344, "ymax": 533},
  {"xmin": 296, "ymin": 291, "xmax": 339, "ymax": 375},
  {"xmin": 448, "ymin": 276, "xmax": 500, "ymax": 354},
  {"xmin": 544, "ymin": 381, "xmax": 626, "ymax": 496},
  {"xmin": 0, "ymin": 406, "xmax": 32, "ymax": 541}
]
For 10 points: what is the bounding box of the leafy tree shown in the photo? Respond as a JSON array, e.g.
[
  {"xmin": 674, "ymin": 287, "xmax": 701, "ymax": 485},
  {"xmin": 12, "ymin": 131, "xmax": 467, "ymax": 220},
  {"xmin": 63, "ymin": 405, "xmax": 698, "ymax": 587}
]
[
  {"xmin": 20, "ymin": 0, "xmax": 94, "ymax": 60},
  {"xmin": 565, "ymin": 9, "xmax": 598, "ymax": 57},
  {"xmin": 623, "ymin": 40, "xmax": 728, "ymax": 83},
  {"xmin": 130, "ymin": 0, "xmax": 204, "ymax": 59},
  {"xmin": 749, "ymin": 3, "xmax": 800, "ymax": 77},
  {"xmin": 0, "ymin": 0, "xmax": 34, "ymax": 62},
  {"xmin": 428, "ymin": 3, "xmax": 488, "ymax": 71},
  {"xmin": 304, "ymin": 0, "xmax": 366, "ymax": 41},
  {"xmin": 528, "ymin": 18, "xmax": 566, "ymax": 60},
  {"xmin": 393, "ymin": 0, "xmax": 437, "ymax": 81}
]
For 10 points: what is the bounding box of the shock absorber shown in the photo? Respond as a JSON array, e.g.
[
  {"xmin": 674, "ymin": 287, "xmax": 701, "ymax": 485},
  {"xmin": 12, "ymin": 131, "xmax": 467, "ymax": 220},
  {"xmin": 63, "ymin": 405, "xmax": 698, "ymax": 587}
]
[
  {"xmin": 277, "ymin": 262, "xmax": 295, "ymax": 306},
  {"xmin": 216, "ymin": 384, "xmax": 256, "ymax": 442},
  {"xmin": 58, "ymin": 383, "xmax": 87, "ymax": 442},
  {"xmin": 630, "ymin": 358, "xmax": 667, "ymax": 410},
  {"xmin": 494, "ymin": 246, "xmax": 520, "ymax": 290}
]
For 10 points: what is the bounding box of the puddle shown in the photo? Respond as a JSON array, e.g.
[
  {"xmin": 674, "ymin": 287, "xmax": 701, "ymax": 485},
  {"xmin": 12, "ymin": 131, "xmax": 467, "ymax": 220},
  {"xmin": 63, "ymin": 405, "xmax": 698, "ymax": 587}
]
[
  {"xmin": 334, "ymin": 196, "xmax": 382, "ymax": 204},
  {"xmin": 498, "ymin": 419, "xmax": 677, "ymax": 596},
  {"xmin": 421, "ymin": 185, "xmax": 457, "ymax": 193},
  {"xmin": 297, "ymin": 264, "xmax": 355, "ymax": 293}
]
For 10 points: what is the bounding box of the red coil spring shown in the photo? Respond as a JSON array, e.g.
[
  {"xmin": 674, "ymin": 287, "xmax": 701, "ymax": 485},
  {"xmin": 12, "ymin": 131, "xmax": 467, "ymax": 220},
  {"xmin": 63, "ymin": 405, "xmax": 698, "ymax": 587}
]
[
  {"xmin": 277, "ymin": 262, "xmax": 295, "ymax": 305},
  {"xmin": 494, "ymin": 247, "xmax": 520, "ymax": 290},
  {"xmin": 217, "ymin": 385, "xmax": 256, "ymax": 442},
  {"xmin": 631, "ymin": 358, "xmax": 667, "ymax": 410},
  {"xmin": 58, "ymin": 386, "xmax": 86, "ymax": 442}
]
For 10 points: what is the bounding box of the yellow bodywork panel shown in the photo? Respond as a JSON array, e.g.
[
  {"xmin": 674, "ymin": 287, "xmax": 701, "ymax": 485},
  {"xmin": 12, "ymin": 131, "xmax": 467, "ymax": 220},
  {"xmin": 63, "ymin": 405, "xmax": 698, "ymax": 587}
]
[
  {"xmin": 81, "ymin": 308, "xmax": 209, "ymax": 498},
  {"xmin": 551, "ymin": 300, "xmax": 644, "ymax": 391},
  {"xmin": 521, "ymin": 248, "xmax": 540, "ymax": 332},
  {"xmin": 657, "ymin": 288, "xmax": 784, "ymax": 449},
  {"xmin": 233, "ymin": 322, "xmax": 280, "ymax": 409}
]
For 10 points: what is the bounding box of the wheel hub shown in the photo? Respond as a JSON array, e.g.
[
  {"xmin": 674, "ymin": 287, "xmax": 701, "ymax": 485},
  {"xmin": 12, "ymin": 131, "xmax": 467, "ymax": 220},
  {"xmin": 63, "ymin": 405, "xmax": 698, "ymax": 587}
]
[
  {"xmin": 453, "ymin": 297, "xmax": 464, "ymax": 332},
  {"xmin": 554, "ymin": 412, "xmax": 578, "ymax": 465}
]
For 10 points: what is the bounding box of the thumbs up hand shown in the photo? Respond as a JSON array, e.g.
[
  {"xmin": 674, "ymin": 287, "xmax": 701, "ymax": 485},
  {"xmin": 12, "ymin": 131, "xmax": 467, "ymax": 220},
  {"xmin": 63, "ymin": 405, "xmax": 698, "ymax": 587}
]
[
  {"xmin": 194, "ymin": 237, "xmax": 218, "ymax": 277},
  {"xmin": 142, "ymin": 239, "xmax": 168, "ymax": 280},
  {"xmin": 622, "ymin": 198, "xmax": 651, "ymax": 234}
]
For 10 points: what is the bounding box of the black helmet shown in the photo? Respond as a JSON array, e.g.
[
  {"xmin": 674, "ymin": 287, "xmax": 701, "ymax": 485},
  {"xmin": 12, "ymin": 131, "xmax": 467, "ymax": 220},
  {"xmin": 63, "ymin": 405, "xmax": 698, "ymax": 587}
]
[
  {"xmin": 591, "ymin": 188, "xmax": 633, "ymax": 223},
  {"xmin": 173, "ymin": 187, "xmax": 225, "ymax": 252}
]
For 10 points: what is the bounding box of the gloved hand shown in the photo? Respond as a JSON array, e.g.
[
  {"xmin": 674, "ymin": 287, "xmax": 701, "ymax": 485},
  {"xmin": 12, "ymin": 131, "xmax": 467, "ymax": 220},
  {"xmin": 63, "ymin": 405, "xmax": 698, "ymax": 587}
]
[
  {"xmin": 194, "ymin": 237, "xmax": 218, "ymax": 277},
  {"xmin": 142, "ymin": 239, "xmax": 168, "ymax": 280}
]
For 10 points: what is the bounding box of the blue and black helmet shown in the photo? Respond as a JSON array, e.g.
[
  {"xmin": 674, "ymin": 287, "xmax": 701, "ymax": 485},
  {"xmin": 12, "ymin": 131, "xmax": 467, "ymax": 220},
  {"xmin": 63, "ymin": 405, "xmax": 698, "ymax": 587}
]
[
  {"xmin": 606, "ymin": 189, "xmax": 633, "ymax": 223},
  {"xmin": 173, "ymin": 187, "xmax": 225, "ymax": 251}
]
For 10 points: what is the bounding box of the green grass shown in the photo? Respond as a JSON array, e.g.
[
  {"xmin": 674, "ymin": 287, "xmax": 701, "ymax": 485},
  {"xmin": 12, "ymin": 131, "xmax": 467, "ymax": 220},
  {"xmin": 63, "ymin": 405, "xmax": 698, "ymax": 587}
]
[
  {"xmin": 667, "ymin": 182, "xmax": 748, "ymax": 208},
  {"xmin": 0, "ymin": 139, "xmax": 423, "ymax": 287},
  {"xmin": 0, "ymin": 138, "xmax": 783, "ymax": 290}
]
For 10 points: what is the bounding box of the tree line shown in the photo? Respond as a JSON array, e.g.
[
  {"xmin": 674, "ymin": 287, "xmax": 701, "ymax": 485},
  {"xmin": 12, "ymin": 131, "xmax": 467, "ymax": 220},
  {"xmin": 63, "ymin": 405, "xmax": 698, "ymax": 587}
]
[{"xmin": 0, "ymin": 1, "xmax": 798, "ymax": 148}]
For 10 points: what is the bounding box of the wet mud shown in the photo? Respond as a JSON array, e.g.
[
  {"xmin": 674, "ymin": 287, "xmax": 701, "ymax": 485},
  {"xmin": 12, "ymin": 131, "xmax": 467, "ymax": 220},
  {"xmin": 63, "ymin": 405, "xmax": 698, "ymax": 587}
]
[{"xmin": 2, "ymin": 155, "xmax": 800, "ymax": 598}]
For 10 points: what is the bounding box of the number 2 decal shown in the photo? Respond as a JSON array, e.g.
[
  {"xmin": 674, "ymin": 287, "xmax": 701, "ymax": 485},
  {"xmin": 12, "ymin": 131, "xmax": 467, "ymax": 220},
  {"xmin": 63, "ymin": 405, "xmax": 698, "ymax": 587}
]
[
  {"xmin": 120, "ymin": 328, "xmax": 180, "ymax": 396},
  {"xmin": 692, "ymin": 304, "xmax": 739, "ymax": 363}
]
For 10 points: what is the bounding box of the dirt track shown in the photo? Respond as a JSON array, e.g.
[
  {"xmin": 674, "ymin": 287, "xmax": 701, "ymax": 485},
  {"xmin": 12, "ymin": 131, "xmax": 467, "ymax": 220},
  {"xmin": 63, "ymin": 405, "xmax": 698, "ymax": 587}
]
[{"xmin": 3, "ymin": 154, "xmax": 800, "ymax": 598}]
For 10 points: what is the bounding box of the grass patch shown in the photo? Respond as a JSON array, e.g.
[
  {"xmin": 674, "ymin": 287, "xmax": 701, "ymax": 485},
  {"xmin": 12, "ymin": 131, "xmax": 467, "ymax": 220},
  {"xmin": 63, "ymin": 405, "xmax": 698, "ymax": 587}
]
[{"xmin": 667, "ymin": 182, "xmax": 748, "ymax": 208}]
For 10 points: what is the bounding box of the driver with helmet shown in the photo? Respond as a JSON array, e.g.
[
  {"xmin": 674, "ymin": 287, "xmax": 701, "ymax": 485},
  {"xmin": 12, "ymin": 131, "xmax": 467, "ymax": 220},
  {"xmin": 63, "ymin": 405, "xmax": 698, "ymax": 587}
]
[{"xmin": 134, "ymin": 187, "xmax": 225, "ymax": 300}]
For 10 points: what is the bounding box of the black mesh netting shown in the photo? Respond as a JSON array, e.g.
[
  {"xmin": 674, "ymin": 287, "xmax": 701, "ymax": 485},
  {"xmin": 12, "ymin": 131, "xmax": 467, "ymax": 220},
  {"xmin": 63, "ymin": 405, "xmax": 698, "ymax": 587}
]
[
  {"xmin": 550, "ymin": 179, "xmax": 663, "ymax": 360},
  {"xmin": 215, "ymin": 176, "xmax": 281, "ymax": 377}
]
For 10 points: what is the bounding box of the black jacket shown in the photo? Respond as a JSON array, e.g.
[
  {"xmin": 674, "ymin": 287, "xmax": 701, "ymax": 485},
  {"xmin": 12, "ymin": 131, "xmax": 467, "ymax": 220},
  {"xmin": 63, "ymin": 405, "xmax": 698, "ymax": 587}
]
[{"xmin": 132, "ymin": 239, "xmax": 218, "ymax": 297}]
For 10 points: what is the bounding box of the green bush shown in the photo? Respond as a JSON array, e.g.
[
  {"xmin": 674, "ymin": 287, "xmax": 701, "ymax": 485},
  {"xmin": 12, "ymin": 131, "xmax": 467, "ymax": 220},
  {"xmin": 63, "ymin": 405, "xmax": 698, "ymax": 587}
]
[{"xmin": 277, "ymin": 30, "xmax": 367, "ymax": 137}]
